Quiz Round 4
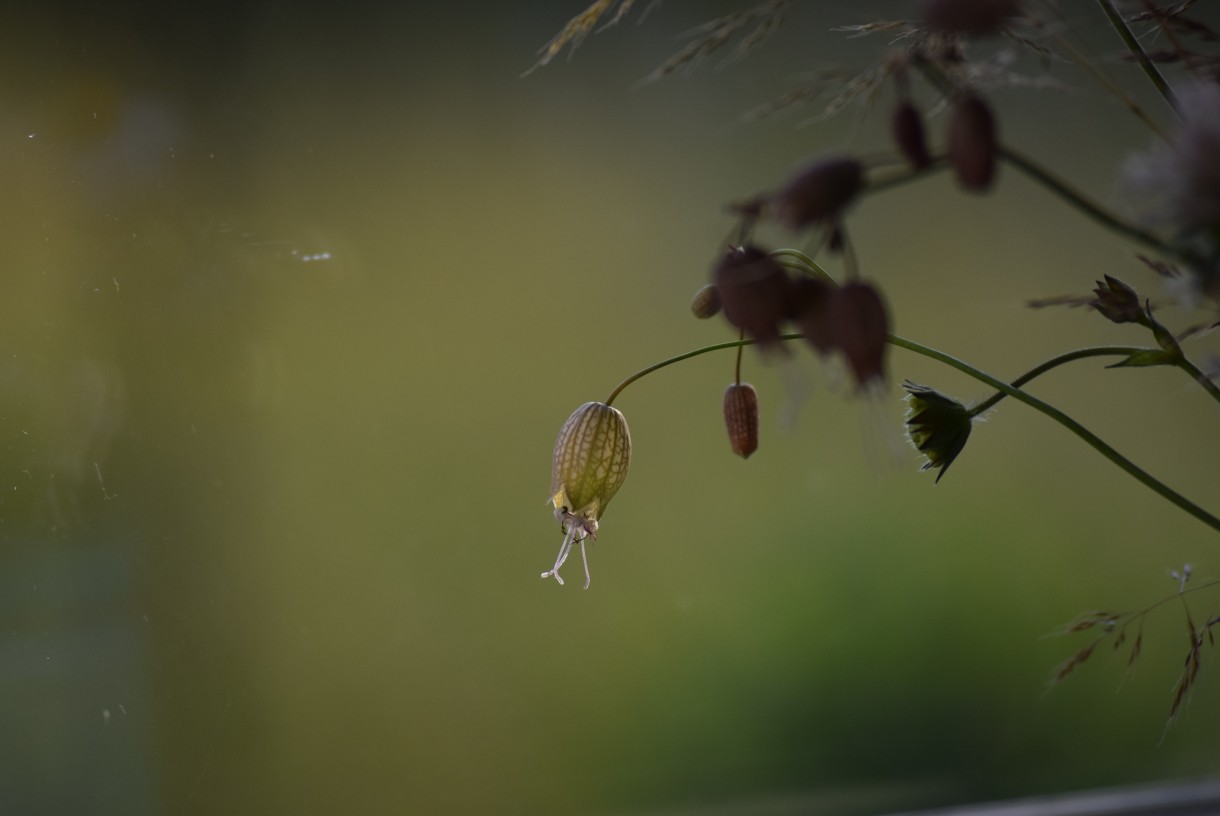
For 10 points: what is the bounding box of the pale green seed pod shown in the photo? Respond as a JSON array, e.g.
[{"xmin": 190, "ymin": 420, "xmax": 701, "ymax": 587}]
[{"xmin": 550, "ymin": 402, "xmax": 632, "ymax": 521}]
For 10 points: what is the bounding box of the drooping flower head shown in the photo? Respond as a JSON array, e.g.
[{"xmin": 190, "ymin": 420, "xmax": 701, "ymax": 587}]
[
  {"xmin": 543, "ymin": 401, "xmax": 631, "ymax": 589},
  {"xmin": 712, "ymin": 245, "xmax": 794, "ymax": 350},
  {"xmin": 831, "ymin": 281, "xmax": 891, "ymax": 392},
  {"xmin": 903, "ymin": 381, "xmax": 973, "ymax": 482}
]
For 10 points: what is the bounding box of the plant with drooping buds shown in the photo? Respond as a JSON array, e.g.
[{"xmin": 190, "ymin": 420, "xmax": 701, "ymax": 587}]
[{"xmin": 527, "ymin": 0, "xmax": 1220, "ymax": 725}]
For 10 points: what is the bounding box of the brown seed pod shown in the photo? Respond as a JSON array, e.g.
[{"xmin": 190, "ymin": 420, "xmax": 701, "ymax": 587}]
[
  {"xmin": 892, "ymin": 101, "xmax": 932, "ymax": 170},
  {"xmin": 712, "ymin": 245, "xmax": 794, "ymax": 349},
  {"xmin": 948, "ymin": 94, "xmax": 998, "ymax": 192},
  {"xmin": 723, "ymin": 383, "xmax": 760, "ymax": 459},
  {"xmin": 690, "ymin": 283, "xmax": 722, "ymax": 319},
  {"xmin": 771, "ymin": 157, "xmax": 865, "ymax": 230},
  {"xmin": 831, "ymin": 281, "xmax": 890, "ymax": 391},
  {"xmin": 924, "ymin": 0, "xmax": 1019, "ymax": 36}
]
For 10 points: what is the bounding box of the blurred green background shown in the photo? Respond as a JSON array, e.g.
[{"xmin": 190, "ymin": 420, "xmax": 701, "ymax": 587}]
[{"xmin": 1, "ymin": 1, "xmax": 1217, "ymax": 814}]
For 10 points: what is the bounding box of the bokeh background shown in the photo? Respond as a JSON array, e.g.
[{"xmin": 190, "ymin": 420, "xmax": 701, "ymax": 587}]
[{"xmin": 1, "ymin": 1, "xmax": 1218, "ymax": 814}]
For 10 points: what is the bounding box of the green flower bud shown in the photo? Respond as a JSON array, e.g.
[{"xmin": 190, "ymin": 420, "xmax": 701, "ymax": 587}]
[
  {"xmin": 903, "ymin": 381, "xmax": 973, "ymax": 482},
  {"xmin": 543, "ymin": 402, "xmax": 632, "ymax": 588},
  {"xmin": 1092, "ymin": 275, "xmax": 1146, "ymax": 325}
]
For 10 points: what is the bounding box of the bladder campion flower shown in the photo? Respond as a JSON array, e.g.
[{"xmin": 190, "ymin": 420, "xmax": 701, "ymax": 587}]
[
  {"xmin": 903, "ymin": 381, "xmax": 973, "ymax": 482},
  {"xmin": 543, "ymin": 401, "xmax": 632, "ymax": 589}
]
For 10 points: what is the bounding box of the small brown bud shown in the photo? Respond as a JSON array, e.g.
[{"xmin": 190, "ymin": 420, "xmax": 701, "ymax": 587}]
[
  {"xmin": 1091, "ymin": 275, "xmax": 1145, "ymax": 325},
  {"xmin": 924, "ymin": 0, "xmax": 1020, "ymax": 36},
  {"xmin": 723, "ymin": 383, "xmax": 760, "ymax": 459},
  {"xmin": 892, "ymin": 102, "xmax": 932, "ymax": 170},
  {"xmin": 772, "ymin": 157, "xmax": 865, "ymax": 230},
  {"xmin": 690, "ymin": 283, "xmax": 722, "ymax": 319},
  {"xmin": 831, "ymin": 281, "xmax": 890, "ymax": 391},
  {"xmin": 713, "ymin": 245, "xmax": 794, "ymax": 349},
  {"xmin": 949, "ymin": 94, "xmax": 998, "ymax": 192}
]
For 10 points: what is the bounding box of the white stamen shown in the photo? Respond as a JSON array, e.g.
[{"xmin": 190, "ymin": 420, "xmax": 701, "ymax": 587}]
[{"xmin": 580, "ymin": 536, "xmax": 591, "ymax": 590}]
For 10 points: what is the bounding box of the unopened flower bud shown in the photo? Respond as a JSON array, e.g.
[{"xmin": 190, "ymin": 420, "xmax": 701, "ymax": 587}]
[
  {"xmin": 544, "ymin": 402, "xmax": 632, "ymax": 588},
  {"xmin": 924, "ymin": 0, "xmax": 1020, "ymax": 36},
  {"xmin": 1092, "ymin": 275, "xmax": 1146, "ymax": 325},
  {"xmin": 772, "ymin": 156, "xmax": 865, "ymax": 230},
  {"xmin": 713, "ymin": 245, "xmax": 794, "ymax": 349},
  {"xmin": 903, "ymin": 381, "xmax": 973, "ymax": 482},
  {"xmin": 690, "ymin": 283, "xmax": 722, "ymax": 319},
  {"xmin": 723, "ymin": 383, "xmax": 760, "ymax": 459},
  {"xmin": 892, "ymin": 102, "xmax": 932, "ymax": 170},
  {"xmin": 949, "ymin": 94, "xmax": 998, "ymax": 192},
  {"xmin": 831, "ymin": 281, "xmax": 890, "ymax": 391}
]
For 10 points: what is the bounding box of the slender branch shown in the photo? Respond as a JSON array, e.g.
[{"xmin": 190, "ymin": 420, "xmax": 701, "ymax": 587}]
[
  {"xmin": 1177, "ymin": 356, "xmax": 1220, "ymax": 404},
  {"xmin": 604, "ymin": 332, "xmax": 1220, "ymax": 533},
  {"xmin": 998, "ymin": 145, "xmax": 1195, "ymax": 265},
  {"xmin": 603, "ymin": 337, "xmax": 765, "ymax": 406},
  {"xmin": 1048, "ymin": 29, "xmax": 1170, "ymax": 137},
  {"xmin": 969, "ymin": 345, "xmax": 1146, "ymax": 416},
  {"xmin": 865, "ymin": 156, "xmax": 950, "ymax": 197},
  {"xmin": 1096, "ymin": 0, "xmax": 1176, "ymax": 109}
]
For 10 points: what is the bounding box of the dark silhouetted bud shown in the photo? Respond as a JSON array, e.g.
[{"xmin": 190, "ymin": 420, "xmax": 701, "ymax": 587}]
[
  {"xmin": 924, "ymin": 0, "xmax": 1019, "ymax": 36},
  {"xmin": 903, "ymin": 381, "xmax": 973, "ymax": 482},
  {"xmin": 1092, "ymin": 275, "xmax": 1145, "ymax": 325},
  {"xmin": 790, "ymin": 275, "xmax": 837, "ymax": 356},
  {"xmin": 772, "ymin": 157, "xmax": 865, "ymax": 230},
  {"xmin": 712, "ymin": 245, "xmax": 794, "ymax": 348},
  {"xmin": 949, "ymin": 94, "xmax": 998, "ymax": 191},
  {"xmin": 831, "ymin": 281, "xmax": 890, "ymax": 390},
  {"xmin": 690, "ymin": 283, "xmax": 722, "ymax": 319},
  {"xmin": 723, "ymin": 383, "xmax": 760, "ymax": 459},
  {"xmin": 892, "ymin": 101, "xmax": 932, "ymax": 170}
]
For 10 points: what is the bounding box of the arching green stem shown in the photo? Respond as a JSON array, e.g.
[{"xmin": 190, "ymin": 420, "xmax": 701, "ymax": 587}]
[
  {"xmin": 603, "ymin": 332, "xmax": 1220, "ymax": 534},
  {"xmin": 885, "ymin": 334, "xmax": 1220, "ymax": 533},
  {"xmin": 968, "ymin": 345, "xmax": 1145, "ymax": 417}
]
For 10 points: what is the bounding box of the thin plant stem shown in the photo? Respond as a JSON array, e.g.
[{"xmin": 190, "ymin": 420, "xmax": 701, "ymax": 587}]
[
  {"xmin": 768, "ymin": 249, "xmax": 837, "ymax": 285},
  {"xmin": 1095, "ymin": 0, "xmax": 1176, "ymax": 109},
  {"xmin": 1178, "ymin": 356, "xmax": 1220, "ymax": 404},
  {"xmin": 735, "ymin": 329, "xmax": 744, "ymax": 384},
  {"xmin": 603, "ymin": 332, "xmax": 1220, "ymax": 534},
  {"xmin": 1048, "ymin": 29, "xmax": 1170, "ymax": 136},
  {"xmin": 969, "ymin": 345, "xmax": 1146, "ymax": 416},
  {"xmin": 866, "ymin": 156, "xmax": 949, "ymax": 196},
  {"xmin": 997, "ymin": 145, "xmax": 1195, "ymax": 265},
  {"xmin": 910, "ymin": 54, "xmax": 1187, "ymax": 263}
]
